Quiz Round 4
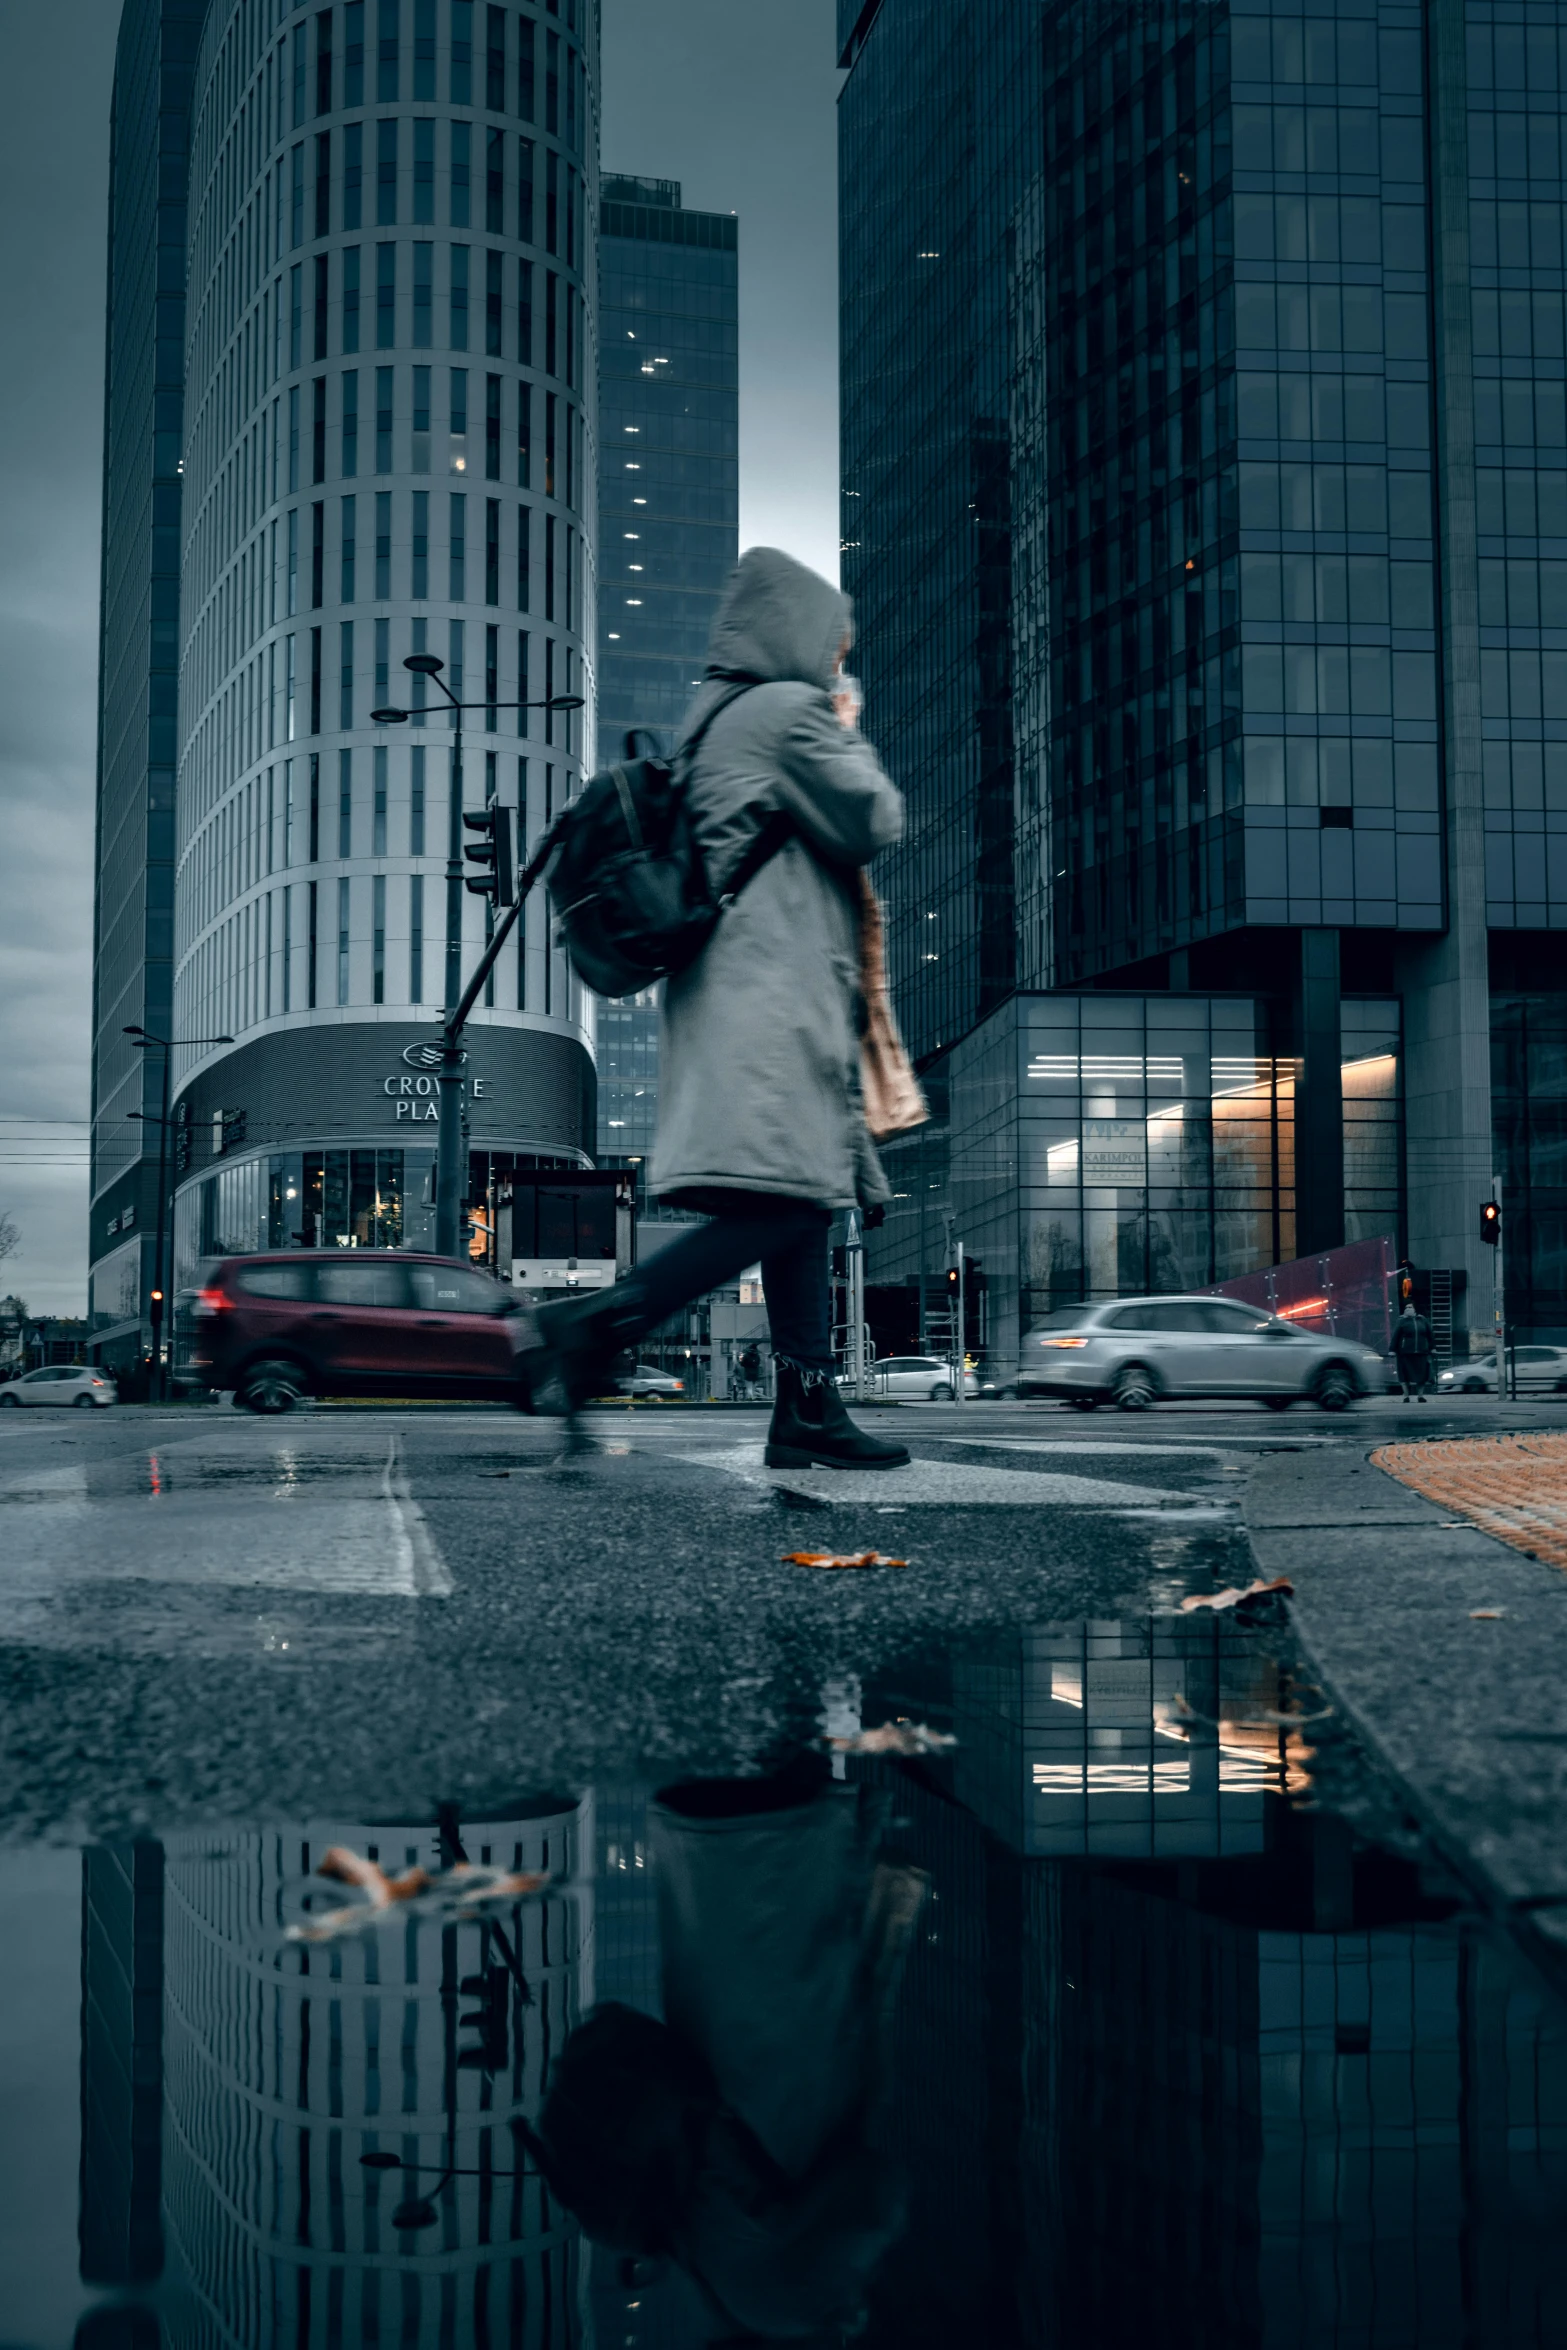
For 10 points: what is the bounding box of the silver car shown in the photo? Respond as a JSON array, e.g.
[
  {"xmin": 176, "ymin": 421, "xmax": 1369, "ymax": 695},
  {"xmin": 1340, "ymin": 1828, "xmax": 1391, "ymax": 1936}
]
[
  {"xmin": 0, "ymin": 1364, "xmax": 118, "ymax": 1410},
  {"xmin": 864, "ymin": 1355, "xmax": 980, "ymax": 1402},
  {"xmin": 1017, "ymin": 1296, "xmax": 1384, "ymax": 1412},
  {"xmin": 1438, "ymin": 1345, "xmax": 1567, "ymax": 1396}
]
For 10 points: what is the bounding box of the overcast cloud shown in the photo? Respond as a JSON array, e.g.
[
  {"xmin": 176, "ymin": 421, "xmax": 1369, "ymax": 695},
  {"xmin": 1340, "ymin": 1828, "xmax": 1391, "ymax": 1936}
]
[{"xmin": 0, "ymin": 0, "xmax": 840, "ymax": 1313}]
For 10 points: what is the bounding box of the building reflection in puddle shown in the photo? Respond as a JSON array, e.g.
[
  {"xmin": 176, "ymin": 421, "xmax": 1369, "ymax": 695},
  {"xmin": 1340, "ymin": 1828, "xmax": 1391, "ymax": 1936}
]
[{"xmin": 69, "ymin": 1619, "xmax": 1567, "ymax": 2349}]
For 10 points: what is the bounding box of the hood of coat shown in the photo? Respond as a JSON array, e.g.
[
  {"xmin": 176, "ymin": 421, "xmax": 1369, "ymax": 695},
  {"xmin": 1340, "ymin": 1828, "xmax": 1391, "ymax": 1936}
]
[{"xmin": 703, "ymin": 546, "xmax": 852, "ymax": 693}]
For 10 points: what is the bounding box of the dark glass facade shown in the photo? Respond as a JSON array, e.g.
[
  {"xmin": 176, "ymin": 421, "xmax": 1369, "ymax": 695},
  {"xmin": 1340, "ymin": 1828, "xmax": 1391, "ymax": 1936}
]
[
  {"xmin": 88, "ymin": 0, "xmax": 204, "ymax": 1368},
  {"xmin": 841, "ymin": 0, "xmax": 1567, "ymax": 1356},
  {"xmin": 595, "ymin": 176, "xmax": 738, "ymax": 1169}
]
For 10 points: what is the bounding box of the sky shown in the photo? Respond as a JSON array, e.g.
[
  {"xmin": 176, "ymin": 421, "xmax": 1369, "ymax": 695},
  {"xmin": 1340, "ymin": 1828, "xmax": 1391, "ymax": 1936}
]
[{"xmin": 0, "ymin": 0, "xmax": 841, "ymax": 1315}]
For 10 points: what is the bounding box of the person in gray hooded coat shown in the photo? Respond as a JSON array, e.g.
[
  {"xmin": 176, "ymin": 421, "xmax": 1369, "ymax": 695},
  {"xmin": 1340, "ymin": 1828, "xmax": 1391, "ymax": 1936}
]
[{"xmin": 531, "ymin": 546, "xmax": 910, "ymax": 1469}]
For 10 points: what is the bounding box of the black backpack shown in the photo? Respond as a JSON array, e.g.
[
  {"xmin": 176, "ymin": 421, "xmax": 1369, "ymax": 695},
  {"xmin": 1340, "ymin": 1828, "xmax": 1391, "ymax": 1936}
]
[{"xmin": 543, "ymin": 684, "xmax": 791, "ymax": 999}]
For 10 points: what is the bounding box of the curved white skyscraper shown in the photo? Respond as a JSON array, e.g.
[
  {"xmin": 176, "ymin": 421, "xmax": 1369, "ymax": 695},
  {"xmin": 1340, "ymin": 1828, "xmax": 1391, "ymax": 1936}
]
[{"xmin": 169, "ymin": 0, "xmax": 597, "ymax": 1275}]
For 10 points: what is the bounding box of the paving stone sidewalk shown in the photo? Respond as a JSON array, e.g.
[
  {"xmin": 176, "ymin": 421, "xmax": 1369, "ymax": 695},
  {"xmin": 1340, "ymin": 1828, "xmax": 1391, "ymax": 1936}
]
[{"xmin": 1373, "ymin": 1430, "xmax": 1567, "ymax": 1570}]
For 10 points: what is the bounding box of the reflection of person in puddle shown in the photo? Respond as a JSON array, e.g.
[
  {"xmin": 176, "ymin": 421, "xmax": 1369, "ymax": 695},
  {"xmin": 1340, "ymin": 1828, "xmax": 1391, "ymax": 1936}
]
[{"xmin": 517, "ymin": 1761, "xmax": 926, "ymax": 2341}]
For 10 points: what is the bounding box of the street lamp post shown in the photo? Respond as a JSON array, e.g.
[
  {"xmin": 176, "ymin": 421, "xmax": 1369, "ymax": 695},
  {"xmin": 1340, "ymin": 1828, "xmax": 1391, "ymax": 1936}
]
[
  {"xmin": 124, "ymin": 1024, "xmax": 233, "ymax": 1400},
  {"xmin": 372, "ymin": 656, "xmax": 583, "ymax": 1261}
]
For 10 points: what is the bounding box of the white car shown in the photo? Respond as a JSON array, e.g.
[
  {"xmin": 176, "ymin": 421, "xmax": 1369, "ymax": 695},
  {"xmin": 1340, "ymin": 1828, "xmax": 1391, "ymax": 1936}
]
[
  {"xmin": 1437, "ymin": 1346, "xmax": 1567, "ymax": 1395},
  {"xmin": 1018, "ymin": 1296, "xmax": 1385, "ymax": 1410},
  {"xmin": 618, "ymin": 1363, "xmax": 686, "ymax": 1399},
  {"xmin": 0, "ymin": 1365, "xmax": 117, "ymax": 1410},
  {"xmin": 860, "ymin": 1355, "xmax": 981, "ymax": 1402}
]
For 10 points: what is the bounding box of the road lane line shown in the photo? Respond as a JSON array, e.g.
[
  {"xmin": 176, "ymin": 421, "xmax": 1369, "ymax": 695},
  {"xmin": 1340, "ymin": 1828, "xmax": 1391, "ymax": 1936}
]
[{"xmin": 383, "ymin": 1435, "xmax": 453, "ymax": 1597}]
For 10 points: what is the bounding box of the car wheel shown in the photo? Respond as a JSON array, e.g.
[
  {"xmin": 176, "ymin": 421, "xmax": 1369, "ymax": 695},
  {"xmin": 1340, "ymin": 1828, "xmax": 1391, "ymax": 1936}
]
[
  {"xmin": 1263, "ymin": 1395, "xmax": 1293, "ymax": 1413},
  {"xmin": 73, "ymin": 1393, "xmax": 96, "ymax": 1409},
  {"xmin": 239, "ymin": 1358, "xmax": 305, "ymax": 1415},
  {"xmin": 0, "ymin": 1392, "xmax": 17, "ymax": 1408},
  {"xmin": 1462, "ymin": 1377, "xmax": 1486, "ymax": 1394},
  {"xmin": 996, "ymin": 1384, "xmax": 1018, "ymax": 1401},
  {"xmin": 1069, "ymin": 1395, "xmax": 1099, "ymax": 1411},
  {"xmin": 1314, "ymin": 1363, "xmax": 1356, "ymax": 1413},
  {"xmin": 930, "ymin": 1382, "xmax": 954, "ymax": 1402},
  {"xmin": 1112, "ymin": 1362, "xmax": 1155, "ymax": 1412}
]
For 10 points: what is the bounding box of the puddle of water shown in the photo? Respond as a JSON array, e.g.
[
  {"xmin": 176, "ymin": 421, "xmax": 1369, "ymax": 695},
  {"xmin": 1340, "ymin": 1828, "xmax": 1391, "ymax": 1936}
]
[{"xmin": 3, "ymin": 1617, "xmax": 1564, "ymax": 2348}]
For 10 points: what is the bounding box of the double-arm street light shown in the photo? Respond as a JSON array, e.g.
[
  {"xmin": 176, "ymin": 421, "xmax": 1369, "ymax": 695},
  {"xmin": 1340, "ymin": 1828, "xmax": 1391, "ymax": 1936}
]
[
  {"xmin": 124, "ymin": 1024, "xmax": 234, "ymax": 1398},
  {"xmin": 373, "ymin": 653, "xmax": 583, "ymax": 1259}
]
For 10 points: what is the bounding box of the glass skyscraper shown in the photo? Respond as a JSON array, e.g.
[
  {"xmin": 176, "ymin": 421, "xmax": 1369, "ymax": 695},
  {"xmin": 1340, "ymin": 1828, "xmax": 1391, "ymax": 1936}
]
[
  {"xmin": 92, "ymin": 0, "xmax": 601, "ymax": 1330},
  {"xmin": 88, "ymin": 0, "xmax": 205, "ymax": 1377},
  {"xmin": 595, "ymin": 174, "xmax": 738, "ymax": 1173},
  {"xmin": 840, "ymin": 0, "xmax": 1567, "ymax": 1363}
]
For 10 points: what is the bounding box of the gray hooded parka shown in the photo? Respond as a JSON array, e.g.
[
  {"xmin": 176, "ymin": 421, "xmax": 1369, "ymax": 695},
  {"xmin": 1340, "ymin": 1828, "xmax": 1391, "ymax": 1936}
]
[{"xmin": 648, "ymin": 548, "xmax": 904, "ymax": 1213}]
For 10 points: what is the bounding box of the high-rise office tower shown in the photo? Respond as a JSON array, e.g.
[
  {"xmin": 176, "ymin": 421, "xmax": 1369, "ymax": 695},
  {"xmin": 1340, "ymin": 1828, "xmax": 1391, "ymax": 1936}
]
[
  {"xmin": 594, "ymin": 174, "xmax": 738, "ymax": 1172},
  {"xmin": 88, "ymin": 0, "xmax": 205, "ymax": 1379},
  {"xmin": 91, "ymin": 1, "xmax": 600, "ymax": 1325},
  {"xmin": 840, "ymin": 0, "xmax": 1567, "ymax": 1360}
]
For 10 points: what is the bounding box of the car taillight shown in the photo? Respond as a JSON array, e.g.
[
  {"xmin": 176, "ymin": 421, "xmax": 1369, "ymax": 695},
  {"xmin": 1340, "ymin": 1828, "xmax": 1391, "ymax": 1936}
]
[
  {"xmin": 195, "ymin": 1287, "xmax": 232, "ymax": 1313},
  {"xmin": 1040, "ymin": 1335, "xmax": 1089, "ymax": 1349},
  {"xmin": 672, "ymin": 1380, "xmax": 684, "ymax": 1392}
]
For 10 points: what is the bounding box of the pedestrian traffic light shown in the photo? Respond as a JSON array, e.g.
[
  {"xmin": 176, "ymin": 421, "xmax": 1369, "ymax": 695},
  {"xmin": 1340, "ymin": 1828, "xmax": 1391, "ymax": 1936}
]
[
  {"xmin": 1481, "ymin": 1199, "xmax": 1501, "ymax": 1245},
  {"xmin": 463, "ymin": 805, "xmax": 516, "ymax": 904}
]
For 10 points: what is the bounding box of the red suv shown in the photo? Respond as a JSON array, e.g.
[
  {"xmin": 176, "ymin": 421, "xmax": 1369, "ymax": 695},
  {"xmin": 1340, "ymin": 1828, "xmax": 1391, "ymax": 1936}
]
[{"xmin": 190, "ymin": 1253, "xmax": 534, "ymax": 1413}]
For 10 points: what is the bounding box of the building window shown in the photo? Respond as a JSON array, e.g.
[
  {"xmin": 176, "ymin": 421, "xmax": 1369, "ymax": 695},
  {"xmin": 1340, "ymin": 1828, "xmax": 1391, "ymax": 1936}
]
[
  {"xmin": 339, "ymin": 747, "xmax": 354, "ymax": 857},
  {"xmin": 377, "ymin": 0, "xmax": 400, "ymax": 101},
  {"xmin": 286, "ymin": 634, "xmax": 297, "ymax": 741},
  {"xmin": 376, "ymin": 242, "xmax": 396, "ymax": 346},
  {"xmin": 449, "ymin": 493, "xmax": 467, "ymax": 600},
  {"xmin": 284, "ymin": 756, "xmax": 296, "ymax": 865},
  {"xmin": 516, "ymin": 506, "xmax": 529, "ymax": 609},
  {"xmin": 373, "ymin": 745, "xmax": 388, "ymax": 856},
  {"xmin": 485, "ymin": 372, "xmax": 501, "ymax": 477},
  {"xmin": 291, "ymin": 141, "xmax": 305, "ymax": 247},
  {"xmin": 448, "ymin": 617, "xmax": 464, "ymax": 709},
  {"xmin": 517, "ymin": 258, "xmax": 532, "ymax": 367},
  {"xmin": 486, "ymin": 251, "xmax": 503, "ymax": 357},
  {"xmin": 450, "ymin": 0, "xmax": 472, "ymax": 104},
  {"xmin": 544, "ymin": 270, "xmax": 556, "ymax": 377},
  {"xmin": 409, "ymin": 615, "xmax": 428, "ymax": 720},
  {"xmin": 337, "ymin": 876, "xmax": 352, "ymax": 1005},
  {"xmin": 485, "ymin": 621, "xmax": 499, "ymax": 728},
  {"xmin": 410, "ymin": 871, "xmax": 424, "ymax": 998},
  {"xmin": 411, "ymin": 489, "xmax": 429, "ymax": 595},
  {"xmin": 376, "ymin": 118, "xmax": 398, "ymax": 225},
  {"xmin": 292, "ymin": 19, "xmax": 309, "ymax": 123},
  {"xmin": 375, "ymin": 615, "xmax": 390, "ymax": 709},
  {"xmin": 545, "ymin": 27, "xmax": 558, "ymax": 135},
  {"xmin": 449, "ymin": 244, "xmax": 470, "ymax": 350},
  {"xmin": 486, "ymin": 127, "xmax": 505, "ymax": 233},
  {"xmin": 544, "ymin": 392, "xmax": 555, "ymax": 497},
  {"xmin": 545, "ymin": 148, "xmax": 558, "ymax": 254},
  {"xmin": 309, "ymin": 877, "xmax": 319, "ymax": 1007},
  {"xmin": 340, "ymin": 621, "xmax": 355, "ymax": 728},
  {"xmin": 344, "ymin": 122, "xmax": 364, "ymax": 228},
  {"xmin": 310, "ymin": 627, "xmax": 323, "ymax": 733},
  {"xmin": 290, "ymin": 264, "xmax": 303, "ymax": 367},
  {"xmin": 311, "ymin": 501, "xmax": 325, "ymax": 605},
  {"xmin": 375, "ymin": 493, "xmax": 392, "ymax": 597},
  {"xmin": 486, "ymin": 6, "xmax": 506, "ymax": 109},
  {"xmin": 341, "ymin": 370, "xmax": 359, "ymax": 477},
  {"xmin": 413, "ymin": 0, "xmax": 435, "ymax": 99},
  {"xmin": 312, "ymin": 379, "xmax": 327, "ymax": 483},
  {"xmin": 282, "ymin": 883, "xmax": 293, "ymax": 1012},
  {"xmin": 518, "ymin": 17, "xmax": 534, "ymax": 119},
  {"xmin": 450, "ymin": 120, "xmax": 471, "ymax": 226},
  {"xmin": 315, "ymin": 131, "xmax": 331, "ymax": 238},
  {"xmin": 371, "ymin": 876, "xmax": 387, "ymax": 1004},
  {"xmin": 287, "ymin": 507, "xmax": 299, "ymax": 613},
  {"xmin": 375, "ymin": 365, "xmax": 393, "ymax": 471},
  {"xmin": 341, "ymin": 493, "xmax": 357, "ymax": 600},
  {"xmin": 288, "ymin": 386, "xmax": 301, "ymax": 490},
  {"xmin": 411, "ymin": 745, "xmax": 426, "ymax": 851},
  {"xmin": 485, "ymin": 501, "xmax": 500, "ymax": 605},
  {"xmin": 449, "ymin": 366, "xmax": 468, "ymax": 471},
  {"xmin": 315, "ymin": 8, "xmax": 334, "ymax": 113},
  {"xmin": 412, "ymin": 364, "xmax": 431, "ymax": 469},
  {"xmin": 517, "ymin": 627, "xmax": 528, "ymax": 724},
  {"xmin": 413, "ymin": 116, "xmax": 435, "ymax": 223},
  {"xmin": 309, "ymin": 751, "xmax": 321, "ymax": 859},
  {"xmin": 343, "ymin": 246, "xmax": 361, "ymax": 352},
  {"xmin": 517, "ymin": 378, "xmax": 531, "ymax": 484},
  {"xmin": 413, "ymin": 243, "xmax": 432, "ymax": 344}
]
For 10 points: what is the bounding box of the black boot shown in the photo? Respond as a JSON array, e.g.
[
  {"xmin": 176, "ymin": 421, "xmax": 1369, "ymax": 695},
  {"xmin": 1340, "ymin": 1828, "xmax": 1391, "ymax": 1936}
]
[
  {"xmin": 765, "ymin": 1363, "xmax": 910, "ymax": 1471},
  {"xmin": 521, "ymin": 1287, "xmax": 646, "ymax": 1415}
]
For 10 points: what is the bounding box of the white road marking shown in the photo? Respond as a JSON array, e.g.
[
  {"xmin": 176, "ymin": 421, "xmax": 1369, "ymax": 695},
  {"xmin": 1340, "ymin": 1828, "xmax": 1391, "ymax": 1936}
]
[
  {"xmin": 0, "ymin": 1424, "xmax": 453, "ymax": 1602},
  {"xmin": 672, "ymin": 1442, "xmax": 1190, "ymax": 1508}
]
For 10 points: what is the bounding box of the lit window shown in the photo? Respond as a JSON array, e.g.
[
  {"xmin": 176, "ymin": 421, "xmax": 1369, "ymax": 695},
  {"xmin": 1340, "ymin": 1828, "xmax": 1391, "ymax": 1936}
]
[
  {"xmin": 623, "ymin": 532, "xmax": 639, "ymax": 540},
  {"xmin": 607, "ymin": 631, "xmax": 620, "ymax": 639},
  {"xmin": 626, "ymin": 597, "xmax": 642, "ymax": 605},
  {"xmin": 624, "ymin": 425, "xmax": 639, "ymax": 433},
  {"xmin": 633, "ymin": 497, "xmax": 647, "ymax": 505},
  {"xmin": 628, "ymin": 563, "xmax": 643, "ymax": 571}
]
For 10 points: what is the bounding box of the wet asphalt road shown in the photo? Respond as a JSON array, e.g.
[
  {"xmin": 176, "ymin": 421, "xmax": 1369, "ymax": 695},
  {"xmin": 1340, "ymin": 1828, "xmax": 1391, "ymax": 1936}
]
[{"xmin": 1, "ymin": 1387, "xmax": 1553, "ymax": 1842}]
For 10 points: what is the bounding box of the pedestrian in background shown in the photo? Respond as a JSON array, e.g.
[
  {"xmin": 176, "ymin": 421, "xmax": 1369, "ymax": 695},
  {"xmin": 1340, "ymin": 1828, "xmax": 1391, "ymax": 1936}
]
[
  {"xmin": 1393, "ymin": 1301, "xmax": 1434, "ymax": 1402},
  {"xmin": 527, "ymin": 547, "xmax": 911, "ymax": 1471}
]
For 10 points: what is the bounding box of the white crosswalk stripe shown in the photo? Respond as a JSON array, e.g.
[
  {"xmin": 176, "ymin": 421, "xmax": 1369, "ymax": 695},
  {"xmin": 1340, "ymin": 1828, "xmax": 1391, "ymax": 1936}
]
[{"xmin": 671, "ymin": 1441, "xmax": 1198, "ymax": 1508}]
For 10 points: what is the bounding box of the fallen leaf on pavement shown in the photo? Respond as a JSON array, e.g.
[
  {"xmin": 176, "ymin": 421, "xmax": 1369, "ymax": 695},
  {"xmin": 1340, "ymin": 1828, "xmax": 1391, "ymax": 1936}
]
[
  {"xmin": 782, "ymin": 1550, "xmax": 910, "ymax": 1570},
  {"xmin": 1179, "ymin": 1576, "xmax": 1294, "ymax": 1613},
  {"xmin": 1470, "ymin": 1608, "xmax": 1506, "ymax": 1620},
  {"xmin": 288, "ymin": 1846, "xmax": 547, "ymax": 1944},
  {"xmin": 824, "ymin": 1721, "xmax": 957, "ymax": 1755}
]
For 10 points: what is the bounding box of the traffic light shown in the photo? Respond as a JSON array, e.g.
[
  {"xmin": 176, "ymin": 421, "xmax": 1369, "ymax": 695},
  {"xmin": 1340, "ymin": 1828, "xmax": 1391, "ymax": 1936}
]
[
  {"xmin": 463, "ymin": 805, "xmax": 516, "ymax": 904},
  {"xmin": 458, "ymin": 1963, "xmax": 509, "ymax": 2073},
  {"xmin": 945, "ymin": 1267, "xmax": 960, "ymax": 1293},
  {"xmin": 1481, "ymin": 1199, "xmax": 1501, "ymax": 1246}
]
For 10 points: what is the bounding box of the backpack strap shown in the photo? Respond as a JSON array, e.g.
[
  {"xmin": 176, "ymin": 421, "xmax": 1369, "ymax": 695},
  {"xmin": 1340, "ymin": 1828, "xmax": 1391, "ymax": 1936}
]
[{"xmin": 681, "ymin": 678, "xmax": 795, "ymax": 914}]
